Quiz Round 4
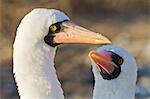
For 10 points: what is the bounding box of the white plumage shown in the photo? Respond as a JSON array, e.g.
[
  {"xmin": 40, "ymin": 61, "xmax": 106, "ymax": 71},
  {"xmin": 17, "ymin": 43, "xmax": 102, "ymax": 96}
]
[
  {"xmin": 89, "ymin": 45, "xmax": 137, "ymax": 99},
  {"xmin": 13, "ymin": 8, "xmax": 111, "ymax": 99},
  {"xmin": 13, "ymin": 8, "xmax": 68, "ymax": 99}
]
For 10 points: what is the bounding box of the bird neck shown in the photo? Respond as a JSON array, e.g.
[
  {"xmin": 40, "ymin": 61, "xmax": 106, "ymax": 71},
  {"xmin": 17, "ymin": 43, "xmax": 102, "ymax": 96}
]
[
  {"xmin": 13, "ymin": 41, "xmax": 64, "ymax": 99},
  {"xmin": 92, "ymin": 66, "xmax": 135, "ymax": 99}
]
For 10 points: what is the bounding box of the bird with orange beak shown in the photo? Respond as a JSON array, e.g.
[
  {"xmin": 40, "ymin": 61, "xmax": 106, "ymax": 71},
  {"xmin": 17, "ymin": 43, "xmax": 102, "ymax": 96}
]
[
  {"xmin": 44, "ymin": 15, "xmax": 111, "ymax": 47},
  {"xmin": 13, "ymin": 8, "xmax": 111, "ymax": 99},
  {"xmin": 89, "ymin": 45, "xmax": 137, "ymax": 99}
]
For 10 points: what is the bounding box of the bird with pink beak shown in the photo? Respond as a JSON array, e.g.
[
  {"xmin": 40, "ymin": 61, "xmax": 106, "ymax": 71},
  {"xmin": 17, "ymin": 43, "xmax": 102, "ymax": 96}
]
[
  {"xmin": 13, "ymin": 8, "xmax": 112, "ymax": 99},
  {"xmin": 44, "ymin": 16, "xmax": 111, "ymax": 47},
  {"xmin": 88, "ymin": 45, "xmax": 137, "ymax": 99}
]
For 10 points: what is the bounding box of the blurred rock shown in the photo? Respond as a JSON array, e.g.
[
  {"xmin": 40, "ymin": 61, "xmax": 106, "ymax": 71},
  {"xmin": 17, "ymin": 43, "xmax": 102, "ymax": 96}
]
[{"xmin": 136, "ymin": 84, "xmax": 150, "ymax": 99}]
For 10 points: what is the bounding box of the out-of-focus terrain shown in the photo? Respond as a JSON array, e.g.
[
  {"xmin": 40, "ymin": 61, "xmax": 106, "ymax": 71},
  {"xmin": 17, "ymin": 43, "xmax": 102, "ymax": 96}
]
[{"xmin": 0, "ymin": 0, "xmax": 150, "ymax": 99}]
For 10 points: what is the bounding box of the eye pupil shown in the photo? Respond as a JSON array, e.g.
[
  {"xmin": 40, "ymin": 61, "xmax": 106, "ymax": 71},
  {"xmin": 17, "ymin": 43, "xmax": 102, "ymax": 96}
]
[
  {"xmin": 50, "ymin": 25, "xmax": 57, "ymax": 31},
  {"xmin": 118, "ymin": 59, "xmax": 123, "ymax": 65}
]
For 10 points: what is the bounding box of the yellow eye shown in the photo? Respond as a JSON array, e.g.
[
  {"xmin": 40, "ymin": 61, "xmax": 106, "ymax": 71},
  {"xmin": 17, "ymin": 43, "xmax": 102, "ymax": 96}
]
[
  {"xmin": 50, "ymin": 25, "xmax": 57, "ymax": 31},
  {"xmin": 118, "ymin": 59, "xmax": 123, "ymax": 65}
]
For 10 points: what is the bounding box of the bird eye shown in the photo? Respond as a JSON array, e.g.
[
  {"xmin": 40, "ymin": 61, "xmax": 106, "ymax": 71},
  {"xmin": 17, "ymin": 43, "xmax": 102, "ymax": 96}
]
[
  {"xmin": 50, "ymin": 25, "xmax": 57, "ymax": 32},
  {"xmin": 118, "ymin": 59, "xmax": 123, "ymax": 65}
]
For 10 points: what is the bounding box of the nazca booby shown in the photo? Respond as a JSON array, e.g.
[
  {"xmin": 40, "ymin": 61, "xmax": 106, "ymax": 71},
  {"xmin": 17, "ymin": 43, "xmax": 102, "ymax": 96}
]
[
  {"xmin": 13, "ymin": 8, "xmax": 111, "ymax": 99},
  {"xmin": 89, "ymin": 45, "xmax": 137, "ymax": 99}
]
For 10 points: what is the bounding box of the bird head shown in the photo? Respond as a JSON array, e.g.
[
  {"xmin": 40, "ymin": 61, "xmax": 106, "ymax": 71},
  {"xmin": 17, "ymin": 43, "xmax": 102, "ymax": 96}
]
[
  {"xmin": 18, "ymin": 8, "xmax": 111, "ymax": 47},
  {"xmin": 89, "ymin": 45, "xmax": 137, "ymax": 80}
]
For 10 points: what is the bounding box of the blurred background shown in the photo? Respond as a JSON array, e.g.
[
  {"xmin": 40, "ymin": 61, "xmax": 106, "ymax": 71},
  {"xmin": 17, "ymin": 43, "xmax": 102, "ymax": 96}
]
[{"xmin": 0, "ymin": 0, "xmax": 149, "ymax": 99}]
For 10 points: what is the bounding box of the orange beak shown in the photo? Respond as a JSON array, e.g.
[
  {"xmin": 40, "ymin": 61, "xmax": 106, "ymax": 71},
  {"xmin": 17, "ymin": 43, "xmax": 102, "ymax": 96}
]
[
  {"xmin": 54, "ymin": 21, "xmax": 111, "ymax": 44},
  {"xmin": 89, "ymin": 50, "xmax": 118, "ymax": 74}
]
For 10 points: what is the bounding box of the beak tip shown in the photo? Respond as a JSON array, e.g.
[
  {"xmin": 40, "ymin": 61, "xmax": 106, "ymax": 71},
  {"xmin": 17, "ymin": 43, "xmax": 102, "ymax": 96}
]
[
  {"xmin": 88, "ymin": 50, "xmax": 97, "ymax": 59},
  {"xmin": 102, "ymin": 36, "xmax": 112, "ymax": 44},
  {"xmin": 107, "ymin": 40, "xmax": 112, "ymax": 44},
  {"xmin": 88, "ymin": 51, "xmax": 93, "ymax": 57},
  {"xmin": 96, "ymin": 34, "xmax": 112, "ymax": 44}
]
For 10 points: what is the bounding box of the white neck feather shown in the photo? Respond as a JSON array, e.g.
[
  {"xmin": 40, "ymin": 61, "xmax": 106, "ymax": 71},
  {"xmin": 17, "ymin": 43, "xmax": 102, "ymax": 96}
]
[
  {"xmin": 92, "ymin": 65, "xmax": 136, "ymax": 99},
  {"xmin": 13, "ymin": 39, "xmax": 64, "ymax": 99},
  {"xmin": 13, "ymin": 8, "xmax": 72, "ymax": 99}
]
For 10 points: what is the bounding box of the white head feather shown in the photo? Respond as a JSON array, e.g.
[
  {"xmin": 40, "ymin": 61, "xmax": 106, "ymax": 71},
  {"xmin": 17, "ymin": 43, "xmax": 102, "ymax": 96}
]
[
  {"xmin": 91, "ymin": 45, "xmax": 137, "ymax": 99},
  {"xmin": 13, "ymin": 8, "xmax": 112, "ymax": 99},
  {"xmin": 13, "ymin": 8, "xmax": 69, "ymax": 99}
]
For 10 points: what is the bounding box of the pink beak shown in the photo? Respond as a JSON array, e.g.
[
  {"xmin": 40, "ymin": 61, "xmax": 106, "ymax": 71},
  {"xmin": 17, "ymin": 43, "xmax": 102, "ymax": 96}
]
[
  {"xmin": 54, "ymin": 21, "xmax": 111, "ymax": 44},
  {"xmin": 89, "ymin": 50, "xmax": 118, "ymax": 74}
]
